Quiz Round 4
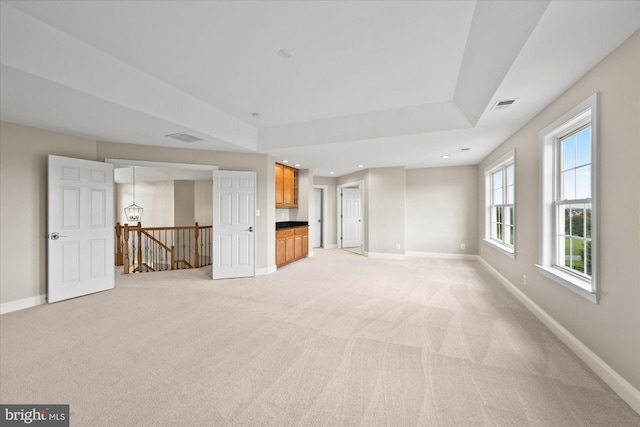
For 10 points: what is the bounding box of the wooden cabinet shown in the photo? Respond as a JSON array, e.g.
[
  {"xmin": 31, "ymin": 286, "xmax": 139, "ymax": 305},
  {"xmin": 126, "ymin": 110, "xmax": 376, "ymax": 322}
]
[
  {"xmin": 275, "ymin": 163, "xmax": 298, "ymax": 208},
  {"xmin": 276, "ymin": 226, "xmax": 308, "ymax": 267},
  {"xmin": 275, "ymin": 163, "xmax": 284, "ymax": 206}
]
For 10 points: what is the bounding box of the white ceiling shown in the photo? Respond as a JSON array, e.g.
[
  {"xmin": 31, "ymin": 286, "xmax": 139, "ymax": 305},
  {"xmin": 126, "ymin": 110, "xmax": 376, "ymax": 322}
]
[{"xmin": 1, "ymin": 1, "xmax": 639, "ymax": 176}]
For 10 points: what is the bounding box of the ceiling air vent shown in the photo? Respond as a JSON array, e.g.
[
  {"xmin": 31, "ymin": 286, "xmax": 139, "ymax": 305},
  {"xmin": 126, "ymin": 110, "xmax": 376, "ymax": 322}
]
[
  {"xmin": 491, "ymin": 99, "xmax": 517, "ymax": 111},
  {"xmin": 165, "ymin": 132, "xmax": 203, "ymax": 143}
]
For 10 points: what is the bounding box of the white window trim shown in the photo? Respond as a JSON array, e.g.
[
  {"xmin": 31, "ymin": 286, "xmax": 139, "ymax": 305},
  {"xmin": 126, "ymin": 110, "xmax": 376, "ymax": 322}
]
[
  {"xmin": 484, "ymin": 149, "xmax": 516, "ymax": 258},
  {"xmin": 537, "ymin": 93, "xmax": 599, "ymax": 303}
]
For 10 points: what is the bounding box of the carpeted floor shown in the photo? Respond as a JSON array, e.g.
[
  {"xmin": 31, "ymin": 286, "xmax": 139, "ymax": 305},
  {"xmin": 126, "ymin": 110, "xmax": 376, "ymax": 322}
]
[{"xmin": 1, "ymin": 249, "xmax": 638, "ymax": 426}]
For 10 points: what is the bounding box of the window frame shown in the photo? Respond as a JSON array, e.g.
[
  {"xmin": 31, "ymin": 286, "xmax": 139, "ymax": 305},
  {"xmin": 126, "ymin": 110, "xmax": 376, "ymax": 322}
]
[
  {"xmin": 538, "ymin": 93, "xmax": 599, "ymax": 303},
  {"xmin": 484, "ymin": 149, "xmax": 516, "ymax": 258}
]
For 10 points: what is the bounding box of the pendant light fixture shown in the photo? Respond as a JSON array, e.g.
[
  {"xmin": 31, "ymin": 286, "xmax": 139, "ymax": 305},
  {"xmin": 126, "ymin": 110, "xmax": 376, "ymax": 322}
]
[{"xmin": 124, "ymin": 166, "xmax": 143, "ymax": 222}]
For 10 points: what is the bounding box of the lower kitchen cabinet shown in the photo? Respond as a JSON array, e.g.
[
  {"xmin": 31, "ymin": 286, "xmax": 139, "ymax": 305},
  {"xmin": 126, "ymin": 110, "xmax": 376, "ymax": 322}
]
[{"xmin": 276, "ymin": 226, "xmax": 308, "ymax": 267}]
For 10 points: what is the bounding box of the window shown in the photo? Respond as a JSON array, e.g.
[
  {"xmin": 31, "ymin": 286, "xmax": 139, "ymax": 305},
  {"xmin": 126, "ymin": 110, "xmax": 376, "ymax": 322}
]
[
  {"xmin": 538, "ymin": 93, "xmax": 598, "ymax": 303},
  {"xmin": 484, "ymin": 150, "xmax": 515, "ymax": 257}
]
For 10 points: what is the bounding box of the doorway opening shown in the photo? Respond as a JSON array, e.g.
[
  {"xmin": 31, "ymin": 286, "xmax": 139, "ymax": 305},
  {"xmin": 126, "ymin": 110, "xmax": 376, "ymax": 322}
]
[
  {"xmin": 106, "ymin": 159, "xmax": 218, "ymax": 275},
  {"xmin": 337, "ymin": 180, "xmax": 364, "ymax": 256}
]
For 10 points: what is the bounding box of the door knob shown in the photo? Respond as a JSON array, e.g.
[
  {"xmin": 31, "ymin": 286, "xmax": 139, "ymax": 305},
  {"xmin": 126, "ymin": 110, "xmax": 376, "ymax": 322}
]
[
  {"xmin": 49, "ymin": 232, "xmax": 67, "ymax": 240},
  {"xmin": 248, "ymin": 226, "xmax": 254, "ymax": 232}
]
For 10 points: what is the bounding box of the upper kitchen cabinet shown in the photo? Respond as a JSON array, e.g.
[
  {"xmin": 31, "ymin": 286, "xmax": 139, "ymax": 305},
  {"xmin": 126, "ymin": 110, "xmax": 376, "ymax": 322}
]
[{"xmin": 275, "ymin": 163, "xmax": 298, "ymax": 208}]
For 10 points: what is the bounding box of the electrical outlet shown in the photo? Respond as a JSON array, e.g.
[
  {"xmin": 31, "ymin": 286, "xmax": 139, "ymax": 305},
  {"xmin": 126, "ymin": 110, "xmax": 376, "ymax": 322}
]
[
  {"xmin": 460, "ymin": 243, "xmax": 466, "ymax": 250},
  {"xmin": 523, "ymin": 274, "xmax": 527, "ymax": 285},
  {"xmin": 396, "ymin": 243, "xmax": 401, "ymax": 250}
]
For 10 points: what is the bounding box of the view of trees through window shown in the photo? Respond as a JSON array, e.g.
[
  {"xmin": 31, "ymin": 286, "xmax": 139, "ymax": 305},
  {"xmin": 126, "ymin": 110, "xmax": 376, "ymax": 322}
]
[
  {"xmin": 557, "ymin": 126, "xmax": 592, "ymax": 277},
  {"xmin": 490, "ymin": 163, "xmax": 514, "ymax": 247}
]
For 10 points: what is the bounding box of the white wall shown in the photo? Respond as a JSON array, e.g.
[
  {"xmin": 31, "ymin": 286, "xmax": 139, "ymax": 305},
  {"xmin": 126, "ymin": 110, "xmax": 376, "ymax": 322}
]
[
  {"xmin": 477, "ymin": 31, "xmax": 640, "ymax": 391},
  {"xmin": 116, "ymin": 180, "xmax": 175, "ymax": 227}
]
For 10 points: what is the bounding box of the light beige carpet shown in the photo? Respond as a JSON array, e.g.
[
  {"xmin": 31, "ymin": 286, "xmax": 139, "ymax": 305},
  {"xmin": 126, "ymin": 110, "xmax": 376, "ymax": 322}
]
[{"xmin": 1, "ymin": 249, "xmax": 638, "ymax": 426}]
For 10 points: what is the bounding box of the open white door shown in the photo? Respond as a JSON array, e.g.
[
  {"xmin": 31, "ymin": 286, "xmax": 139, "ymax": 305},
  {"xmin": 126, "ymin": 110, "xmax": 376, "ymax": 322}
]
[
  {"xmin": 48, "ymin": 155, "xmax": 114, "ymax": 303},
  {"xmin": 341, "ymin": 187, "xmax": 362, "ymax": 248},
  {"xmin": 212, "ymin": 170, "xmax": 256, "ymax": 279}
]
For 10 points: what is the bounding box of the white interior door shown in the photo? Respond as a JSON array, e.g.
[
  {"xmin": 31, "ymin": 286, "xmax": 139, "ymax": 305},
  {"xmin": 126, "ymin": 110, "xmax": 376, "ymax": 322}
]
[
  {"xmin": 341, "ymin": 187, "xmax": 362, "ymax": 248},
  {"xmin": 312, "ymin": 188, "xmax": 323, "ymax": 248},
  {"xmin": 212, "ymin": 170, "xmax": 255, "ymax": 279},
  {"xmin": 48, "ymin": 155, "xmax": 114, "ymax": 303}
]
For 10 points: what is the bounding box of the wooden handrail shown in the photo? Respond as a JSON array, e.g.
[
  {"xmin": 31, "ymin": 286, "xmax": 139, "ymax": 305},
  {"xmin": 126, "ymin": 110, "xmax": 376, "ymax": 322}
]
[
  {"xmin": 118, "ymin": 221, "xmax": 212, "ymax": 274},
  {"xmin": 140, "ymin": 229, "xmax": 172, "ymax": 252}
]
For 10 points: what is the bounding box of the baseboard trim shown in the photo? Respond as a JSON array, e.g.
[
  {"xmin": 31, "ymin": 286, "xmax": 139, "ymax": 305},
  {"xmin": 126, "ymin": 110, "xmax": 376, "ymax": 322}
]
[
  {"xmin": 324, "ymin": 244, "xmax": 338, "ymax": 249},
  {"xmin": 0, "ymin": 294, "xmax": 47, "ymax": 315},
  {"xmin": 255, "ymin": 265, "xmax": 277, "ymax": 276},
  {"xmin": 406, "ymin": 251, "xmax": 478, "ymax": 260},
  {"xmin": 364, "ymin": 251, "xmax": 478, "ymax": 261},
  {"xmin": 366, "ymin": 252, "xmax": 406, "ymax": 260},
  {"xmin": 477, "ymin": 256, "xmax": 640, "ymax": 415}
]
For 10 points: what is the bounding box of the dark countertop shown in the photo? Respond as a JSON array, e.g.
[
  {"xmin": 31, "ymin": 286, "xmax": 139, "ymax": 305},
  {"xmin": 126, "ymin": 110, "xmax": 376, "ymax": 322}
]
[{"xmin": 275, "ymin": 221, "xmax": 309, "ymax": 230}]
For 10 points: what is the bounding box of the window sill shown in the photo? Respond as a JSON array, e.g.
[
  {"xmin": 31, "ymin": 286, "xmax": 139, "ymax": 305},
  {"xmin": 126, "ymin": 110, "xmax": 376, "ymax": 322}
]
[
  {"xmin": 535, "ymin": 264, "xmax": 599, "ymax": 303},
  {"xmin": 483, "ymin": 239, "xmax": 515, "ymax": 259}
]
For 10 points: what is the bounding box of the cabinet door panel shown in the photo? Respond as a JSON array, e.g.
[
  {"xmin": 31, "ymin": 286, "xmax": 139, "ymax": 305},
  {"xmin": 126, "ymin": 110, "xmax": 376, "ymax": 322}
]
[
  {"xmin": 302, "ymin": 234, "xmax": 309, "ymax": 257},
  {"xmin": 285, "ymin": 236, "xmax": 295, "ymax": 262},
  {"xmin": 275, "ymin": 164, "xmax": 284, "ymax": 207},
  {"xmin": 283, "ymin": 166, "xmax": 294, "ymax": 207},
  {"xmin": 276, "ymin": 238, "xmax": 286, "ymax": 266},
  {"xmin": 294, "ymin": 235, "xmax": 303, "ymax": 259}
]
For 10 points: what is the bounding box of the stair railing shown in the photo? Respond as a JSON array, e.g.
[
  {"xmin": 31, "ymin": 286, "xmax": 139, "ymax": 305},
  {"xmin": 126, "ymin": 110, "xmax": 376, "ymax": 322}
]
[{"xmin": 115, "ymin": 222, "xmax": 213, "ymax": 274}]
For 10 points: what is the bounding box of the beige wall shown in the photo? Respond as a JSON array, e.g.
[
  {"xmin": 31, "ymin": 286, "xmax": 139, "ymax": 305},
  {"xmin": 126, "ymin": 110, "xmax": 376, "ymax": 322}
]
[
  {"xmin": 367, "ymin": 167, "xmax": 406, "ymax": 254},
  {"xmin": 194, "ymin": 180, "xmax": 213, "ymax": 225},
  {"xmin": 321, "ymin": 167, "xmax": 478, "ymax": 255},
  {"xmin": 173, "ymin": 180, "xmax": 195, "ymax": 226},
  {"xmin": 478, "ymin": 31, "xmax": 640, "ymax": 390},
  {"xmin": 0, "ymin": 130, "xmax": 277, "ymax": 307},
  {"xmin": 0, "ymin": 121, "xmax": 98, "ymax": 303},
  {"xmin": 406, "ymin": 166, "xmax": 478, "ymax": 254}
]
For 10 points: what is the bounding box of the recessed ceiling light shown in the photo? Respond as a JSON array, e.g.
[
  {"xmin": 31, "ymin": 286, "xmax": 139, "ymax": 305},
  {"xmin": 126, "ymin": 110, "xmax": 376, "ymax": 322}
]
[
  {"xmin": 282, "ymin": 160, "xmax": 289, "ymax": 163},
  {"xmin": 358, "ymin": 164, "xmax": 365, "ymax": 168},
  {"xmin": 277, "ymin": 49, "xmax": 293, "ymax": 58},
  {"xmin": 441, "ymin": 155, "xmax": 451, "ymax": 159},
  {"xmin": 294, "ymin": 163, "xmax": 301, "ymax": 167},
  {"xmin": 329, "ymin": 171, "xmax": 335, "ymax": 175},
  {"xmin": 251, "ymin": 112, "xmax": 262, "ymax": 119}
]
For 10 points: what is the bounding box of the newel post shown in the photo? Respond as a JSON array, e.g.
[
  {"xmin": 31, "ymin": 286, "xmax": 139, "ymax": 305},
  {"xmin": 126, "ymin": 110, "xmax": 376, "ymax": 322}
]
[
  {"xmin": 136, "ymin": 222, "xmax": 142, "ymax": 272},
  {"xmin": 115, "ymin": 222, "xmax": 123, "ymax": 266},
  {"xmin": 194, "ymin": 222, "xmax": 200, "ymax": 268},
  {"xmin": 123, "ymin": 224, "xmax": 130, "ymax": 274}
]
